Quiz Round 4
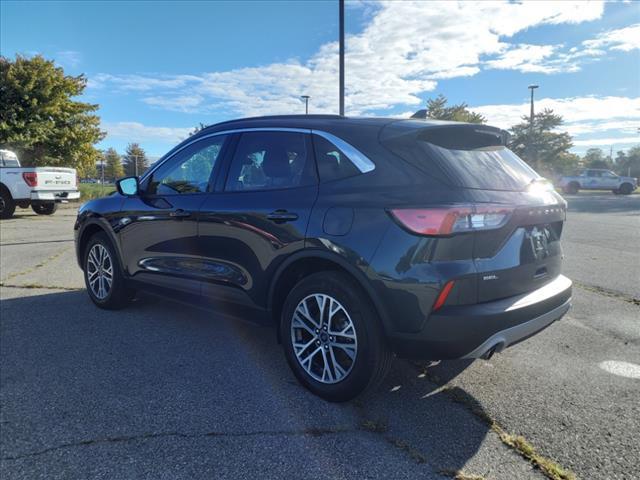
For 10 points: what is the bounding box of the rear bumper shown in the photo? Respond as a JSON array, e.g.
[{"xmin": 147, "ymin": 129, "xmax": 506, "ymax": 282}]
[
  {"xmin": 387, "ymin": 275, "xmax": 572, "ymax": 360},
  {"xmin": 31, "ymin": 190, "xmax": 80, "ymax": 201}
]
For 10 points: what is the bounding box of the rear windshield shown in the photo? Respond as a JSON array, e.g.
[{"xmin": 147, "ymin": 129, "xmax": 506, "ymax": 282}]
[{"xmin": 381, "ymin": 123, "xmax": 539, "ymax": 191}]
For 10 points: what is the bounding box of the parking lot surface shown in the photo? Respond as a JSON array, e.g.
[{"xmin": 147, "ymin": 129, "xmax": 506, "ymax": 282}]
[{"xmin": 1, "ymin": 193, "xmax": 639, "ymax": 480}]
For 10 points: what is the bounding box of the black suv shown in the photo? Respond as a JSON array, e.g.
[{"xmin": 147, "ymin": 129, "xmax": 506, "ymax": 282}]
[{"xmin": 75, "ymin": 115, "xmax": 572, "ymax": 401}]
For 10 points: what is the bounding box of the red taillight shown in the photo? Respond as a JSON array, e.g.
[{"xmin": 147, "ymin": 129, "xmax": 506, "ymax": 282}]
[
  {"xmin": 22, "ymin": 172, "xmax": 38, "ymax": 187},
  {"xmin": 389, "ymin": 204, "xmax": 513, "ymax": 236},
  {"xmin": 432, "ymin": 280, "xmax": 455, "ymax": 312}
]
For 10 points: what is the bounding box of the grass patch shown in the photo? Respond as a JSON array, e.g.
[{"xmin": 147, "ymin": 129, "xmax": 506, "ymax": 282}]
[
  {"xmin": 79, "ymin": 183, "xmax": 115, "ymax": 201},
  {"xmin": 442, "ymin": 385, "xmax": 575, "ymax": 480},
  {"xmin": 360, "ymin": 419, "xmax": 389, "ymax": 433},
  {"xmin": 385, "ymin": 436, "xmax": 426, "ymax": 464}
]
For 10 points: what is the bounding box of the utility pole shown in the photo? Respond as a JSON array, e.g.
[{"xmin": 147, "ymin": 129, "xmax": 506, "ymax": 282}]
[
  {"xmin": 528, "ymin": 84, "xmax": 539, "ymax": 171},
  {"xmin": 339, "ymin": 0, "xmax": 345, "ymax": 116},
  {"xmin": 100, "ymin": 152, "xmax": 105, "ymax": 185},
  {"xmin": 301, "ymin": 95, "xmax": 310, "ymax": 114}
]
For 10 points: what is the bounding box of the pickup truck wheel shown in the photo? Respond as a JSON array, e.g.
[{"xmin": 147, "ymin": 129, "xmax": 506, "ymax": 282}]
[
  {"xmin": 83, "ymin": 232, "xmax": 134, "ymax": 310},
  {"xmin": 0, "ymin": 189, "xmax": 16, "ymax": 219},
  {"xmin": 31, "ymin": 203, "xmax": 58, "ymax": 215},
  {"xmin": 619, "ymin": 183, "xmax": 633, "ymax": 195},
  {"xmin": 280, "ymin": 271, "xmax": 392, "ymax": 402},
  {"xmin": 565, "ymin": 182, "xmax": 579, "ymax": 195}
]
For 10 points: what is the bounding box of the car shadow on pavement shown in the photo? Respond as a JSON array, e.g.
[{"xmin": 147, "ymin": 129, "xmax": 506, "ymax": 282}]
[{"xmin": 0, "ymin": 289, "xmax": 518, "ymax": 479}]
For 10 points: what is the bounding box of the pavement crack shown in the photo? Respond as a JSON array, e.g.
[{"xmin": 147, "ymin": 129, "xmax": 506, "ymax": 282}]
[
  {"xmin": 0, "ymin": 283, "xmax": 81, "ymax": 291},
  {"xmin": 1, "ymin": 427, "xmax": 353, "ymax": 461},
  {"xmin": 574, "ymin": 281, "xmax": 640, "ymax": 307},
  {"xmin": 1, "ymin": 246, "xmax": 72, "ymax": 283},
  {"xmin": 415, "ymin": 365, "xmax": 576, "ymax": 480}
]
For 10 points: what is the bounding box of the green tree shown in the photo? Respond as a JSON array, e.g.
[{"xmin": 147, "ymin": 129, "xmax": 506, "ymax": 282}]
[
  {"xmin": 412, "ymin": 94, "xmax": 486, "ymax": 123},
  {"xmin": 189, "ymin": 122, "xmax": 207, "ymax": 136},
  {"xmin": 615, "ymin": 146, "xmax": 640, "ymax": 178},
  {"xmin": 103, "ymin": 148, "xmax": 124, "ymax": 181},
  {"xmin": 508, "ymin": 108, "xmax": 573, "ymax": 175},
  {"xmin": 0, "ymin": 55, "xmax": 104, "ymax": 172},
  {"xmin": 123, "ymin": 143, "xmax": 148, "ymax": 177},
  {"xmin": 582, "ymin": 147, "xmax": 612, "ymax": 169}
]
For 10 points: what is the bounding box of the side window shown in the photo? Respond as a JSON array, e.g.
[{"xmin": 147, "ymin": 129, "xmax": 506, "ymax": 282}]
[
  {"xmin": 312, "ymin": 134, "xmax": 361, "ymax": 182},
  {"xmin": 586, "ymin": 170, "xmax": 597, "ymax": 177},
  {"xmin": 225, "ymin": 131, "xmax": 315, "ymax": 191},
  {"xmin": 147, "ymin": 135, "xmax": 227, "ymax": 195}
]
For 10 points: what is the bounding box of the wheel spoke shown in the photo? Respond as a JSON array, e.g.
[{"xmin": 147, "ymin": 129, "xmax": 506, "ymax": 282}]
[
  {"xmin": 329, "ymin": 346, "xmax": 347, "ymax": 380},
  {"xmin": 331, "ymin": 342, "xmax": 356, "ymax": 360},
  {"xmin": 290, "ymin": 293, "xmax": 358, "ymax": 385}
]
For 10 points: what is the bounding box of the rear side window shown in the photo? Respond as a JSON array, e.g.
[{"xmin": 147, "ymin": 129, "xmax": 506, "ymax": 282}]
[
  {"xmin": 225, "ymin": 132, "xmax": 315, "ymax": 191},
  {"xmin": 312, "ymin": 134, "xmax": 361, "ymax": 182}
]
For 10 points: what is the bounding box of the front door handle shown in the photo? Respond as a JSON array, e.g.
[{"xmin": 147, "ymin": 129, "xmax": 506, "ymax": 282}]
[
  {"xmin": 169, "ymin": 209, "xmax": 192, "ymax": 218},
  {"xmin": 267, "ymin": 210, "xmax": 299, "ymax": 223}
]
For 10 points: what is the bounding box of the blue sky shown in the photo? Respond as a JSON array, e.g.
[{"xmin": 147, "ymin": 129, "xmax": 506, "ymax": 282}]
[{"xmin": 1, "ymin": 0, "xmax": 639, "ymax": 158}]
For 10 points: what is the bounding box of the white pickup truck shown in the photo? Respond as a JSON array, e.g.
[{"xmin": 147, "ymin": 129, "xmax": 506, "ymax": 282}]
[
  {"xmin": 0, "ymin": 149, "xmax": 80, "ymax": 219},
  {"xmin": 558, "ymin": 168, "xmax": 638, "ymax": 195}
]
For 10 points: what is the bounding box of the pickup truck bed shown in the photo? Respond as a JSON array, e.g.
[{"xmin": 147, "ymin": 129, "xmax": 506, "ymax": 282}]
[{"xmin": 1, "ymin": 165, "xmax": 79, "ymax": 219}]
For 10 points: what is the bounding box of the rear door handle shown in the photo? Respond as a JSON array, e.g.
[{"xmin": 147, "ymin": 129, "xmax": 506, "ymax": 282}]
[
  {"xmin": 267, "ymin": 210, "xmax": 298, "ymax": 222},
  {"xmin": 169, "ymin": 209, "xmax": 192, "ymax": 218}
]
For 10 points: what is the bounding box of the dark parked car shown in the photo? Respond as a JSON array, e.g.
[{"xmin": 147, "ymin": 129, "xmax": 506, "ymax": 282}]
[{"xmin": 74, "ymin": 115, "xmax": 572, "ymax": 401}]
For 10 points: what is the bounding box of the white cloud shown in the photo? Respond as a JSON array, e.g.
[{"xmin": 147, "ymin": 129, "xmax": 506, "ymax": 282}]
[
  {"xmin": 485, "ymin": 44, "xmax": 563, "ymax": 73},
  {"xmin": 572, "ymin": 137, "xmax": 639, "ymax": 147},
  {"xmin": 89, "ymin": 1, "xmax": 610, "ymax": 116},
  {"xmin": 473, "ymin": 96, "xmax": 640, "ymax": 129},
  {"xmin": 55, "ymin": 50, "xmax": 81, "ymax": 68},
  {"xmin": 583, "ymin": 23, "xmax": 640, "ymax": 52},
  {"xmin": 473, "ymin": 96, "xmax": 640, "ymax": 152},
  {"xmin": 143, "ymin": 95, "xmax": 205, "ymax": 113},
  {"xmin": 103, "ymin": 122, "xmax": 192, "ymax": 143}
]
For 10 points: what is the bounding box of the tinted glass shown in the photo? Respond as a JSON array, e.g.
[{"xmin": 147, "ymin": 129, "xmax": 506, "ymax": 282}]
[
  {"xmin": 147, "ymin": 136, "xmax": 227, "ymax": 195},
  {"xmin": 313, "ymin": 134, "xmax": 361, "ymax": 182},
  {"xmin": 425, "ymin": 143, "xmax": 539, "ymax": 191},
  {"xmin": 381, "ymin": 126, "xmax": 540, "ymax": 192},
  {"xmin": 225, "ymin": 132, "xmax": 315, "ymax": 191}
]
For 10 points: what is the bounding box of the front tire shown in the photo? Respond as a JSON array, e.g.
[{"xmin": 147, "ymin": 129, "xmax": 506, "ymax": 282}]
[
  {"xmin": 564, "ymin": 182, "xmax": 579, "ymax": 195},
  {"xmin": 32, "ymin": 202, "xmax": 58, "ymax": 215},
  {"xmin": 0, "ymin": 189, "xmax": 16, "ymax": 219},
  {"xmin": 281, "ymin": 271, "xmax": 392, "ymax": 402},
  {"xmin": 83, "ymin": 232, "xmax": 134, "ymax": 310}
]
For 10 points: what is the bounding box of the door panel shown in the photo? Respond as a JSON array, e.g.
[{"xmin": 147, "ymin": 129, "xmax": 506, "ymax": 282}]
[
  {"xmin": 117, "ymin": 134, "xmax": 229, "ymax": 283},
  {"xmin": 198, "ymin": 131, "xmax": 318, "ymax": 308}
]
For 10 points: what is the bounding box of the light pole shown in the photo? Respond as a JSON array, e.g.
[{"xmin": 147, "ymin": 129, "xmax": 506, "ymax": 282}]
[
  {"xmin": 339, "ymin": 0, "xmax": 345, "ymax": 116},
  {"xmin": 528, "ymin": 84, "xmax": 539, "ymax": 171},
  {"xmin": 301, "ymin": 95, "xmax": 310, "ymax": 114}
]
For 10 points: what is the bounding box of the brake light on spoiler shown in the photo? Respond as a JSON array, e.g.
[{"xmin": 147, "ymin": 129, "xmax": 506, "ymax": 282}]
[{"xmin": 389, "ymin": 204, "xmax": 514, "ymax": 236}]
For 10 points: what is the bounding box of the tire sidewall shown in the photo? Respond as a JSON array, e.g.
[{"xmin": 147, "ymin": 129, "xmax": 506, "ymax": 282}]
[
  {"xmin": 83, "ymin": 233, "xmax": 121, "ymax": 307},
  {"xmin": 281, "ymin": 272, "xmax": 384, "ymax": 401},
  {"xmin": 0, "ymin": 189, "xmax": 16, "ymax": 219}
]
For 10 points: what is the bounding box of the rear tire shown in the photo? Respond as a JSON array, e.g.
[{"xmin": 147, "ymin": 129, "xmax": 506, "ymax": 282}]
[
  {"xmin": 31, "ymin": 202, "xmax": 58, "ymax": 215},
  {"xmin": 0, "ymin": 189, "xmax": 16, "ymax": 219},
  {"xmin": 619, "ymin": 183, "xmax": 633, "ymax": 195},
  {"xmin": 83, "ymin": 232, "xmax": 135, "ymax": 310},
  {"xmin": 280, "ymin": 271, "xmax": 392, "ymax": 402}
]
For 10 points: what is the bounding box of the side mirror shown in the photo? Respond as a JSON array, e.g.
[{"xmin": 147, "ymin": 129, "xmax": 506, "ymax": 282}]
[{"xmin": 116, "ymin": 176, "xmax": 139, "ymax": 196}]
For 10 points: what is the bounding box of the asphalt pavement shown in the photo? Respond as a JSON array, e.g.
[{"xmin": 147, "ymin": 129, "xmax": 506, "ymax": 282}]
[{"xmin": 1, "ymin": 193, "xmax": 638, "ymax": 480}]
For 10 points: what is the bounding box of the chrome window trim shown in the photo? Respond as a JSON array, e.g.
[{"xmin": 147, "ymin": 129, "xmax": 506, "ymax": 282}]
[
  {"xmin": 311, "ymin": 130, "xmax": 376, "ymax": 174},
  {"xmin": 140, "ymin": 127, "xmax": 375, "ymax": 183}
]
